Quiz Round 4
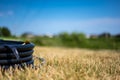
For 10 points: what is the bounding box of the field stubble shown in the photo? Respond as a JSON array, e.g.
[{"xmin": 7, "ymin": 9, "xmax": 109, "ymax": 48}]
[{"xmin": 0, "ymin": 46, "xmax": 120, "ymax": 80}]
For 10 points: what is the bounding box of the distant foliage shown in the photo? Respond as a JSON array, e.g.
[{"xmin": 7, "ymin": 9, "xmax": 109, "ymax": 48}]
[
  {"xmin": 31, "ymin": 32, "xmax": 120, "ymax": 50},
  {"xmin": 58, "ymin": 32, "xmax": 87, "ymax": 47},
  {"xmin": 0, "ymin": 26, "xmax": 11, "ymax": 37},
  {"xmin": 99, "ymin": 32, "xmax": 111, "ymax": 38},
  {"xmin": 21, "ymin": 32, "xmax": 34, "ymax": 38}
]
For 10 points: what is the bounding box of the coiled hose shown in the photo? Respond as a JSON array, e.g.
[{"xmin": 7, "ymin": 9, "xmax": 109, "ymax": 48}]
[{"xmin": 0, "ymin": 39, "xmax": 45, "ymax": 69}]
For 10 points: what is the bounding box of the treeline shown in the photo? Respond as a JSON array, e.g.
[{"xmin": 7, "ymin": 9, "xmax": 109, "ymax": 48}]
[
  {"xmin": 27, "ymin": 32, "xmax": 120, "ymax": 50},
  {"xmin": 0, "ymin": 26, "xmax": 120, "ymax": 50}
]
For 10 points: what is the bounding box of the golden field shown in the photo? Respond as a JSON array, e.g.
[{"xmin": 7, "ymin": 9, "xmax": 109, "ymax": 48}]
[{"xmin": 0, "ymin": 46, "xmax": 120, "ymax": 80}]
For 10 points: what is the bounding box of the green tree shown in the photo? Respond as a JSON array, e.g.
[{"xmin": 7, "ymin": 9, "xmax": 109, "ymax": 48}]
[
  {"xmin": 0, "ymin": 27, "xmax": 11, "ymax": 37},
  {"xmin": 71, "ymin": 32, "xmax": 87, "ymax": 47},
  {"xmin": 21, "ymin": 32, "xmax": 33, "ymax": 38}
]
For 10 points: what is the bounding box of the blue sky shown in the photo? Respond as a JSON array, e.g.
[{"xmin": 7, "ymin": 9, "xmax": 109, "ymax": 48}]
[{"xmin": 0, "ymin": 0, "xmax": 120, "ymax": 36}]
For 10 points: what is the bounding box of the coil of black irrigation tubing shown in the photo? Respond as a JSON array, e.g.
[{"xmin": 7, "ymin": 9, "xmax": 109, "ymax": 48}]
[{"xmin": 0, "ymin": 39, "xmax": 45, "ymax": 69}]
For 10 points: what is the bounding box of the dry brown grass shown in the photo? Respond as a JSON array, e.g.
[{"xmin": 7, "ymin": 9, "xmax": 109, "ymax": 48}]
[{"xmin": 0, "ymin": 46, "xmax": 120, "ymax": 80}]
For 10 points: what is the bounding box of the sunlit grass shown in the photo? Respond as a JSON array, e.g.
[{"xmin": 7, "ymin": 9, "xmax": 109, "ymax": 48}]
[{"xmin": 0, "ymin": 46, "xmax": 120, "ymax": 80}]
